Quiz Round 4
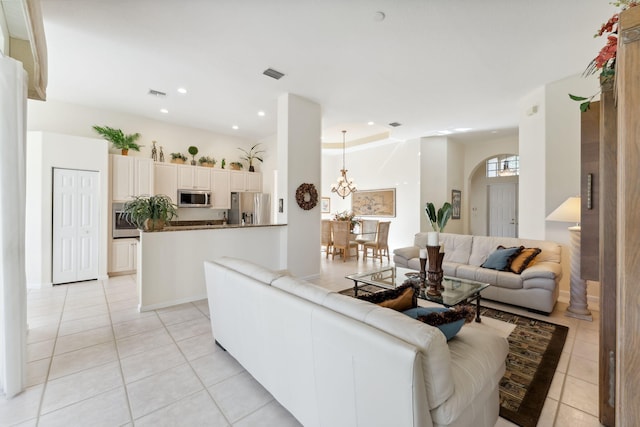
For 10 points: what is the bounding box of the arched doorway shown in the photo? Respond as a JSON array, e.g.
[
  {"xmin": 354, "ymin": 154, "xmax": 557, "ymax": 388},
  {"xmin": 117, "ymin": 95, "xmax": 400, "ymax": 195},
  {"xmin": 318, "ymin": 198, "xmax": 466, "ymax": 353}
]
[{"xmin": 468, "ymin": 154, "xmax": 519, "ymax": 236}]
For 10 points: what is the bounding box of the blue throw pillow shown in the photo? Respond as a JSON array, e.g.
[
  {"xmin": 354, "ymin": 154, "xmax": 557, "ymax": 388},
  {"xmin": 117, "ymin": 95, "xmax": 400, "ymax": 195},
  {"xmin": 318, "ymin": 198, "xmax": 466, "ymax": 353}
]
[
  {"xmin": 402, "ymin": 307, "xmax": 465, "ymax": 341},
  {"xmin": 481, "ymin": 246, "xmax": 523, "ymax": 271}
]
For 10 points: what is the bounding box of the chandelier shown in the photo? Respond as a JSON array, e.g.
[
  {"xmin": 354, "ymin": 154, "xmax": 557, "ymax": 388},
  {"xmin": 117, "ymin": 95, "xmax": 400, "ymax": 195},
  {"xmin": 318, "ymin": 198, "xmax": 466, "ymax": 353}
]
[{"xmin": 331, "ymin": 130, "xmax": 357, "ymax": 198}]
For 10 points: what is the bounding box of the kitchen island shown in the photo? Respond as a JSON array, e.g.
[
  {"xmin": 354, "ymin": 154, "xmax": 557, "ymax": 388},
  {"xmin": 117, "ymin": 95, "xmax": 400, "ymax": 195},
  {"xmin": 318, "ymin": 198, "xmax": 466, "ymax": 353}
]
[{"xmin": 137, "ymin": 223, "xmax": 286, "ymax": 311}]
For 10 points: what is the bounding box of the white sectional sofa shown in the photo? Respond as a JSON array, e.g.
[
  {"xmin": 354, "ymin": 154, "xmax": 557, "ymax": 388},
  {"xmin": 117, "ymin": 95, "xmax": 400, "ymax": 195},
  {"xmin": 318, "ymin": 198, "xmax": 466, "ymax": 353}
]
[
  {"xmin": 393, "ymin": 233, "xmax": 562, "ymax": 314},
  {"xmin": 204, "ymin": 257, "xmax": 509, "ymax": 427}
]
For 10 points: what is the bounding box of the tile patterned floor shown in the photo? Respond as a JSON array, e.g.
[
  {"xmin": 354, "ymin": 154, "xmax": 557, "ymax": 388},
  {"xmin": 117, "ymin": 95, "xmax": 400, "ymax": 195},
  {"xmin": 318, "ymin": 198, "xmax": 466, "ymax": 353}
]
[{"xmin": 1, "ymin": 254, "xmax": 603, "ymax": 426}]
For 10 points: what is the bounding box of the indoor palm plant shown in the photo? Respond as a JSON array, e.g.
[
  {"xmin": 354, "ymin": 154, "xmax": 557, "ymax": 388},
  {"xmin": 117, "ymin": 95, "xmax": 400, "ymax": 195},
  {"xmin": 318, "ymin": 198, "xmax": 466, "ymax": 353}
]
[
  {"xmin": 92, "ymin": 125, "xmax": 142, "ymax": 155},
  {"xmin": 238, "ymin": 143, "xmax": 265, "ymax": 172},
  {"xmin": 425, "ymin": 202, "xmax": 452, "ymax": 232},
  {"xmin": 123, "ymin": 194, "xmax": 178, "ymax": 231}
]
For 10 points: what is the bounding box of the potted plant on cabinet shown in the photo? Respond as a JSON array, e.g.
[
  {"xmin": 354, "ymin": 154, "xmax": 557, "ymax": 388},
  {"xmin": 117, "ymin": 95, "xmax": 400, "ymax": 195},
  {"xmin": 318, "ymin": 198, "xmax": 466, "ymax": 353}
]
[
  {"xmin": 238, "ymin": 143, "xmax": 265, "ymax": 172},
  {"xmin": 123, "ymin": 194, "xmax": 178, "ymax": 232},
  {"xmin": 188, "ymin": 146, "xmax": 199, "ymax": 165},
  {"xmin": 198, "ymin": 156, "xmax": 216, "ymax": 167},
  {"xmin": 92, "ymin": 125, "xmax": 142, "ymax": 155},
  {"xmin": 230, "ymin": 161, "xmax": 244, "ymax": 171},
  {"xmin": 170, "ymin": 153, "xmax": 187, "ymax": 164}
]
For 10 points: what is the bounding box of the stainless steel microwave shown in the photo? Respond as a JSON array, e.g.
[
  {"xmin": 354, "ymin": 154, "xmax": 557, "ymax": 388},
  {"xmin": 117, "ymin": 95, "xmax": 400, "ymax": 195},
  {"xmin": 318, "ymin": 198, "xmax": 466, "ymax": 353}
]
[{"xmin": 177, "ymin": 189, "xmax": 212, "ymax": 207}]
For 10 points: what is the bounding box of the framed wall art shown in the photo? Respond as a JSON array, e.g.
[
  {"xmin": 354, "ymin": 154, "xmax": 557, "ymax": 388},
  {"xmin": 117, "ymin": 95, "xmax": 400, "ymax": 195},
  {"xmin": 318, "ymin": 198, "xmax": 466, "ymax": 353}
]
[
  {"xmin": 451, "ymin": 189, "xmax": 461, "ymax": 219},
  {"xmin": 321, "ymin": 197, "xmax": 330, "ymax": 213},
  {"xmin": 351, "ymin": 188, "xmax": 396, "ymax": 217}
]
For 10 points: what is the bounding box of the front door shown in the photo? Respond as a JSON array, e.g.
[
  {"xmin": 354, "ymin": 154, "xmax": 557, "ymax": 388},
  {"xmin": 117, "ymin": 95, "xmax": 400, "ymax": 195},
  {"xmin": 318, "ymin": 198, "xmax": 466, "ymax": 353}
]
[
  {"xmin": 488, "ymin": 183, "xmax": 518, "ymax": 237},
  {"xmin": 52, "ymin": 168, "xmax": 100, "ymax": 284}
]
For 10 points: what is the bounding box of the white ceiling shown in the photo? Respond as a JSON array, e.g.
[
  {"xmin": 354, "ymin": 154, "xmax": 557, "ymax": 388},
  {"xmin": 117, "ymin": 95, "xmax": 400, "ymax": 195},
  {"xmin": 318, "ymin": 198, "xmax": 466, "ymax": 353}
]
[{"xmin": 39, "ymin": 0, "xmax": 612, "ymax": 145}]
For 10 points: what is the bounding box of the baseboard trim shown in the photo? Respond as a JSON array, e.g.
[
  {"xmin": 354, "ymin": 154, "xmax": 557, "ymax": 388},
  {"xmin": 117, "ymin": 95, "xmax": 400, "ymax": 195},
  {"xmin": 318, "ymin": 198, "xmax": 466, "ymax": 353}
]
[
  {"xmin": 139, "ymin": 294, "xmax": 208, "ymax": 312},
  {"xmin": 558, "ymin": 290, "xmax": 600, "ymax": 312}
]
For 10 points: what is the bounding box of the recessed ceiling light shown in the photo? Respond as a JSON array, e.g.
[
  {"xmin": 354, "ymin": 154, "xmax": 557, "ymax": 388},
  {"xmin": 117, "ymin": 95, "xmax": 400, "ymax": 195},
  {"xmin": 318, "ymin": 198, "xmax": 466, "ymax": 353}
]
[
  {"xmin": 160, "ymin": 108, "xmax": 169, "ymax": 114},
  {"xmin": 437, "ymin": 130, "xmax": 452, "ymax": 135},
  {"xmin": 454, "ymin": 128, "xmax": 472, "ymax": 132},
  {"xmin": 177, "ymin": 87, "xmax": 187, "ymax": 94},
  {"xmin": 258, "ymin": 111, "xmax": 265, "ymax": 117},
  {"xmin": 367, "ymin": 121, "xmax": 375, "ymax": 125},
  {"xmin": 232, "ymin": 125, "xmax": 239, "ymax": 130}
]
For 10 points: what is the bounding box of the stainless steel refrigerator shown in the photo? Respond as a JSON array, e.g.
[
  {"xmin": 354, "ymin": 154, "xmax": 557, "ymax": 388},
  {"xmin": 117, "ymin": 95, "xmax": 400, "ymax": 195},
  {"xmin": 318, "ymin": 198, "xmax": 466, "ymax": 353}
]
[{"xmin": 228, "ymin": 192, "xmax": 271, "ymax": 225}]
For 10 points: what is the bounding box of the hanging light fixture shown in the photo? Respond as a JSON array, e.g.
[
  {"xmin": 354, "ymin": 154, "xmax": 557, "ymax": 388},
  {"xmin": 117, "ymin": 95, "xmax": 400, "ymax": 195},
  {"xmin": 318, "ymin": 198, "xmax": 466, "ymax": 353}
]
[{"xmin": 331, "ymin": 130, "xmax": 357, "ymax": 198}]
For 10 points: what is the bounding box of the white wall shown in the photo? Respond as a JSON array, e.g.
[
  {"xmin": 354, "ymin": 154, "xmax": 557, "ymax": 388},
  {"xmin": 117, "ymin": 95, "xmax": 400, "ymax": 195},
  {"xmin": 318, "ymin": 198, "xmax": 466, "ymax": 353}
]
[
  {"xmin": 446, "ymin": 140, "xmax": 464, "ymax": 234},
  {"xmin": 322, "ymin": 138, "xmax": 421, "ymax": 252},
  {"xmin": 27, "ymin": 99, "xmax": 260, "ymax": 171},
  {"xmin": 25, "ymin": 132, "xmax": 110, "ymax": 287},
  {"xmin": 518, "ymin": 73, "xmax": 601, "ymax": 300},
  {"xmin": 278, "ymin": 94, "xmax": 321, "ymax": 278},
  {"xmin": 0, "ymin": 5, "xmax": 8, "ymax": 55}
]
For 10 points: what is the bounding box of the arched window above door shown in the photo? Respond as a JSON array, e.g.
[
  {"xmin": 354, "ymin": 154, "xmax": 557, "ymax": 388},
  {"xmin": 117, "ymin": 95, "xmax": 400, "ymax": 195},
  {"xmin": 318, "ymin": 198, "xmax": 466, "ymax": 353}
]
[{"xmin": 486, "ymin": 155, "xmax": 519, "ymax": 178}]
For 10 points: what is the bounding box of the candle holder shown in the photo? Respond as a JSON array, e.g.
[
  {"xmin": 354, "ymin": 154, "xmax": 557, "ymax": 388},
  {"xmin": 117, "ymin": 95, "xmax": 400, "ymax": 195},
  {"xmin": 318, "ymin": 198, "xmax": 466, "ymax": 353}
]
[{"xmin": 426, "ymin": 245, "xmax": 444, "ymax": 297}]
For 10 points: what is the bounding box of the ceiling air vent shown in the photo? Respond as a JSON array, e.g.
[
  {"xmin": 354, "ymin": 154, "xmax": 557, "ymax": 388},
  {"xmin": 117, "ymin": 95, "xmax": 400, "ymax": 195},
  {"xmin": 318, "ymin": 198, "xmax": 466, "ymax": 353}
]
[
  {"xmin": 263, "ymin": 68, "xmax": 285, "ymax": 80},
  {"xmin": 148, "ymin": 89, "xmax": 167, "ymax": 97},
  {"xmin": 388, "ymin": 122, "xmax": 402, "ymax": 127}
]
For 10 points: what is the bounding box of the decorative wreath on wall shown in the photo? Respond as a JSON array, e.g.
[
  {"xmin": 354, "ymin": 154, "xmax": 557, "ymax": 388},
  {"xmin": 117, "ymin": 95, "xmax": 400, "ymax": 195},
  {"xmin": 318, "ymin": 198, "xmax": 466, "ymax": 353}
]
[{"xmin": 295, "ymin": 183, "xmax": 318, "ymax": 210}]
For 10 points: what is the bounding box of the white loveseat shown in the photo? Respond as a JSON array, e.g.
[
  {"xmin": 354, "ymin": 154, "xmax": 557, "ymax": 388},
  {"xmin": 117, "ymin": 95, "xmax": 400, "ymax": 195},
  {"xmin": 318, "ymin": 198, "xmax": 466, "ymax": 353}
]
[
  {"xmin": 204, "ymin": 257, "xmax": 509, "ymax": 427},
  {"xmin": 393, "ymin": 233, "xmax": 562, "ymax": 314}
]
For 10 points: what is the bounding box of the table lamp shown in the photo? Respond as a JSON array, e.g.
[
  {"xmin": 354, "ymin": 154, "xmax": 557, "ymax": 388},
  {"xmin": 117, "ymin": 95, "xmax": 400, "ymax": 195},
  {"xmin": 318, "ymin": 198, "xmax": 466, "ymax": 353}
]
[{"xmin": 546, "ymin": 196, "xmax": 592, "ymax": 320}]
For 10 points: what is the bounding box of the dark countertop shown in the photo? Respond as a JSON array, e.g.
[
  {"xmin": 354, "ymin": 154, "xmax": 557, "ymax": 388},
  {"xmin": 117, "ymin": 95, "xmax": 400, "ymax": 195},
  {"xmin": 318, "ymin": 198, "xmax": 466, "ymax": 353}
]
[{"xmin": 159, "ymin": 221, "xmax": 286, "ymax": 232}]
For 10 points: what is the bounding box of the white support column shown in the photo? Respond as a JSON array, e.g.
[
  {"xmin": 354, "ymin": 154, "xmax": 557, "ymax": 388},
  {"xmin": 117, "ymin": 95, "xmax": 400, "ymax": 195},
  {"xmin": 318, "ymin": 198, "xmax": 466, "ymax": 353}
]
[
  {"xmin": 0, "ymin": 56, "xmax": 28, "ymax": 397},
  {"xmin": 566, "ymin": 226, "xmax": 592, "ymax": 320}
]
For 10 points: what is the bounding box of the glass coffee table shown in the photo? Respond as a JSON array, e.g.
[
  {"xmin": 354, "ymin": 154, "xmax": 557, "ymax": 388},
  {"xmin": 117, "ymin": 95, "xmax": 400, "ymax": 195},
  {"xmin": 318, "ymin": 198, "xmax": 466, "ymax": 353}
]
[{"xmin": 345, "ymin": 266, "xmax": 490, "ymax": 322}]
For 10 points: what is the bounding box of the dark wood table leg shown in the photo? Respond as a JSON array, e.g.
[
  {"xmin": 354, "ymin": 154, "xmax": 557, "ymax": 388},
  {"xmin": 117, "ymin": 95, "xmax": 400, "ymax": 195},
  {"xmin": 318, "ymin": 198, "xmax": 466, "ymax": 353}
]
[{"xmin": 475, "ymin": 293, "xmax": 481, "ymax": 322}]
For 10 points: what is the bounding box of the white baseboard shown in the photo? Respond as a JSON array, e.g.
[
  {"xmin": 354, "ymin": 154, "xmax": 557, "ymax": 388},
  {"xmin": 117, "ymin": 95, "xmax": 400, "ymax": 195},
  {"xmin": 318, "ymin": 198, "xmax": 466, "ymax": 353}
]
[
  {"xmin": 139, "ymin": 293, "xmax": 208, "ymax": 312},
  {"xmin": 558, "ymin": 290, "xmax": 600, "ymax": 312}
]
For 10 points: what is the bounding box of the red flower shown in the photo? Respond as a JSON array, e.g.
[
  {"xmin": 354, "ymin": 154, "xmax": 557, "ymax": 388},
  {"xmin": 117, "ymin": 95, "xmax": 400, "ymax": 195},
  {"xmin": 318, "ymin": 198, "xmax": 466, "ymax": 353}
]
[
  {"xmin": 595, "ymin": 35, "xmax": 618, "ymax": 69},
  {"xmin": 596, "ymin": 13, "xmax": 619, "ymax": 36}
]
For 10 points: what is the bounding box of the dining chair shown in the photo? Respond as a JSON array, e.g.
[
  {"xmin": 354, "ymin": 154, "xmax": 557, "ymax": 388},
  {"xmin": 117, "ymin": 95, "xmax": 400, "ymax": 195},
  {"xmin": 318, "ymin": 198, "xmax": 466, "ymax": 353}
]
[
  {"xmin": 331, "ymin": 220, "xmax": 359, "ymax": 262},
  {"xmin": 363, "ymin": 221, "xmax": 391, "ymax": 262},
  {"xmin": 321, "ymin": 219, "xmax": 333, "ymax": 258},
  {"xmin": 355, "ymin": 219, "xmax": 379, "ymax": 252}
]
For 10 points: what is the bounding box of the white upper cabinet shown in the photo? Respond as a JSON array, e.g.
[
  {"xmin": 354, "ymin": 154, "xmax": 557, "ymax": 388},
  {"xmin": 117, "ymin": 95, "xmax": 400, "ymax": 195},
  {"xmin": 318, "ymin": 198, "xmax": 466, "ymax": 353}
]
[
  {"xmin": 178, "ymin": 165, "xmax": 210, "ymax": 190},
  {"xmin": 246, "ymin": 172, "xmax": 262, "ymax": 192},
  {"xmin": 154, "ymin": 163, "xmax": 178, "ymax": 203},
  {"xmin": 229, "ymin": 170, "xmax": 262, "ymax": 192},
  {"xmin": 211, "ymin": 169, "xmax": 231, "ymax": 209},
  {"xmin": 111, "ymin": 155, "xmax": 154, "ymax": 201}
]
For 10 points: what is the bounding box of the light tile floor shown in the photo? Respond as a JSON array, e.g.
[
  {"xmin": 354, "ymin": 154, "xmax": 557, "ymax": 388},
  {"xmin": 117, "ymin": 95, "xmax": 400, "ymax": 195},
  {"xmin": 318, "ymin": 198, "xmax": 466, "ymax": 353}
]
[{"xmin": 1, "ymin": 254, "xmax": 602, "ymax": 426}]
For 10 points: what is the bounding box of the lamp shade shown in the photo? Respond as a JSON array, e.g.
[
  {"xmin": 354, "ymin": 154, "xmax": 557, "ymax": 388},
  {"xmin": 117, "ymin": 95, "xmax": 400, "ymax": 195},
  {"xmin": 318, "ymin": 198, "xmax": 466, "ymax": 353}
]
[{"xmin": 546, "ymin": 196, "xmax": 581, "ymax": 224}]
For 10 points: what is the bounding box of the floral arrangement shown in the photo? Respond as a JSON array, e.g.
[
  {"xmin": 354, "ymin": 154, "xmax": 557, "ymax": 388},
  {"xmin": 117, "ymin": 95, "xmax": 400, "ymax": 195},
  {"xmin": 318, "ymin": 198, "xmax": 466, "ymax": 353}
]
[
  {"xmin": 198, "ymin": 156, "xmax": 216, "ymax": 166},
  {"xmin": 333, "ymin": 210, "xmax": 359, "ymax": 231},
  {"xmin": 570, "ymin": 1, "xmax": 639, "ymax": 111}
]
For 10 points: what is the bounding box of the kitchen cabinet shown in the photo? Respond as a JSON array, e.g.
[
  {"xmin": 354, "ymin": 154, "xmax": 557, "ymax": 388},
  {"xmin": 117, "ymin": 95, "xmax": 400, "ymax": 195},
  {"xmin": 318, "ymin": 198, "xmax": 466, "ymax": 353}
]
[
  {"xmin": 154, "ymin": 163, "xmax": 178, "ymax": 203},
  {"xmin": 111, "ymin": 155, "xmax": 154, "ymax": 201},
  {"xmin": 178, "ymin": 165, "xmax": 210, "ymax": 190},
  {"xmin": 110, "ymin": 238, "xmax": 137, "ymax": 273},
  {"xmin": 211, "ymin": 169, "xmax": 231, "ymax": 209},
  {"xmin": 229, "ymin": 170, "xmax": 262, "ymax": 192}
]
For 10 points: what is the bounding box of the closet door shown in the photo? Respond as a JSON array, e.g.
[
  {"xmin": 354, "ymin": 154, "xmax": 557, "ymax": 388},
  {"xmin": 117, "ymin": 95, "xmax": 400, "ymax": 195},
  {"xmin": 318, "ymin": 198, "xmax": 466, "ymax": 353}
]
[{"xmin": 52, "ymin": 168, "xmax": 99, "ymax": 284}]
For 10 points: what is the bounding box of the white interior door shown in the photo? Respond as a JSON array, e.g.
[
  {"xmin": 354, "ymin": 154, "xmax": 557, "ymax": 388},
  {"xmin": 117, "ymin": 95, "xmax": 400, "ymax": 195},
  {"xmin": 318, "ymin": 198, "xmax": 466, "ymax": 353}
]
[
  {"xmin": 53, "ymin": 168, "xmax": 99, "ymax": 284},
  {"xmin": 488, "ymin": 183, "xmax": 518, "ymax": 237}
]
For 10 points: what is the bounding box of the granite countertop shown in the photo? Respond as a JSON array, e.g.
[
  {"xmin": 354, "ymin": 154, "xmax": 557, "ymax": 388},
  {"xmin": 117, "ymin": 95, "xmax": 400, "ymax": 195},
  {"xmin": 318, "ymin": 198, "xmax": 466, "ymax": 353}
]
[{"xmin": 159, "ymin": 220, "xmax": 286, "ymax": 232}]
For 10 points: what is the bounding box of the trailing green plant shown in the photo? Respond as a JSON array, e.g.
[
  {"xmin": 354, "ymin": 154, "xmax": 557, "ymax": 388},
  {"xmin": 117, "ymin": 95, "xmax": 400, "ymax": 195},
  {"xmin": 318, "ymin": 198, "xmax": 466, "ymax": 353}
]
[
  {"xmin": 238, "ymin": 143, "xmax": 265, "ymax": 170},
  {"xmin": 170, "ymin": 152, "xmax": 187, "ymax": 161},
  {"xmin": 123, "ymin": 194, "xmax": 178, "ymax": 231},
  {"xmin": 425, "ymin": 202, "xmax": 452, "ymax": 232},
  {"xmin": 198, "ymin": 156, "xmax": 216, "ymax": 165},
  {"xmin": 92, "ymin": 125, "xmax": 142, "ymax": 152}
]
